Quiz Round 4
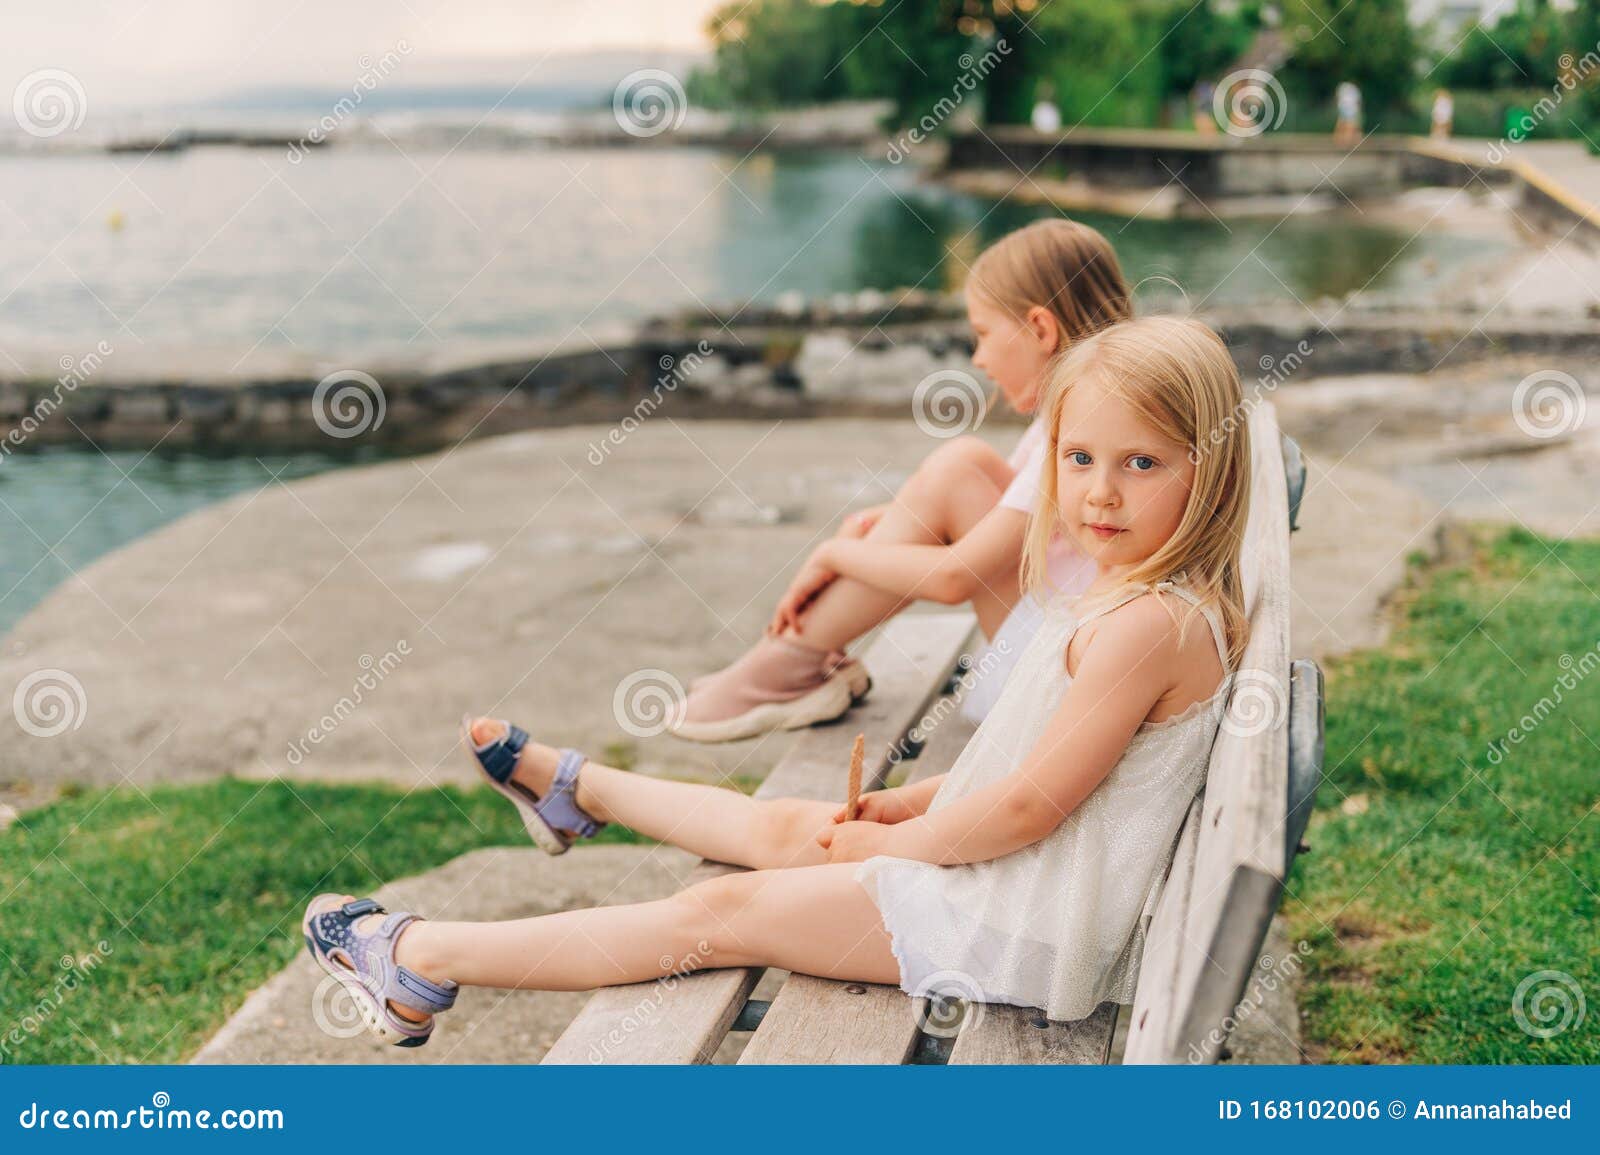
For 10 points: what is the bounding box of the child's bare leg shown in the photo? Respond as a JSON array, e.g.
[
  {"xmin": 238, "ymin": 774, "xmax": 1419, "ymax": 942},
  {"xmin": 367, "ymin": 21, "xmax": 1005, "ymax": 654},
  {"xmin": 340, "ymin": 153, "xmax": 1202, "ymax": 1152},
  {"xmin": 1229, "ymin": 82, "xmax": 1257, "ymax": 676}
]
[
  {"xmin": 787, "ymin": 435, "xmax": 1018, "ymax": 650},
  {"xmin": 469, "ymin": 720, "xmax": 833, "ymax": 869},
  {"xmin": 390, "ymin": 863, "xmax": 899, "ymax": 991}
]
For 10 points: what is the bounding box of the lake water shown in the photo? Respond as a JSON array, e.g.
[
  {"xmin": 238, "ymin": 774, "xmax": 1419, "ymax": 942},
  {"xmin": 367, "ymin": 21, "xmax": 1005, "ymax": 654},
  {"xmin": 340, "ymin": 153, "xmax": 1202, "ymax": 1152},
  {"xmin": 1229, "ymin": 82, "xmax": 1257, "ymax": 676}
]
[
  {"xmin": 0, "ymin": 145, "xmax": 1501, "ymax": 633},
  {"xmin": 0, "ymin": 448, "xmax": 383, "ymax": 634},
  {"xmin": 0, "ymin": 146, "xmax": 1495, "ymax": 365}
]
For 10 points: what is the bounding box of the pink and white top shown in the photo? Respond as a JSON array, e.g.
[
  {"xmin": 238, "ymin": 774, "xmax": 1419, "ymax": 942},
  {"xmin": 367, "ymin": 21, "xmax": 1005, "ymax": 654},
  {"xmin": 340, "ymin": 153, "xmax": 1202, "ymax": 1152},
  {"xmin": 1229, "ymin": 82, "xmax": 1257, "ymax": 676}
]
[{"xmin": 999, "ymin": 418, "xmax": 1097, "ymax": 599}]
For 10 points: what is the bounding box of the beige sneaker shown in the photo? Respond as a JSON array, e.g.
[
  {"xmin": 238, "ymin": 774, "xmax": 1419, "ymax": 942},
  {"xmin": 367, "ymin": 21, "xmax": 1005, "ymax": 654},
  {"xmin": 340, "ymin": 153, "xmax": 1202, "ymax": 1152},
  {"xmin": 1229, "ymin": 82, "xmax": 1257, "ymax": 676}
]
[{"xmin": 668, "ymin": 665, "xmax": 858, "ymax": 744}]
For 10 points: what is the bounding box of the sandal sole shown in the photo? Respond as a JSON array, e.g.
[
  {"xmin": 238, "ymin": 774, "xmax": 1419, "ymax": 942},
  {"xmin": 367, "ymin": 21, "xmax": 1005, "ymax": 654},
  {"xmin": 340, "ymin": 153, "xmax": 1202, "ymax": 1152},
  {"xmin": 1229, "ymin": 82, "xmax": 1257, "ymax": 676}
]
[{"xmin": 301, "ymin": 896, "xmax": 433, "ymax": 1048}]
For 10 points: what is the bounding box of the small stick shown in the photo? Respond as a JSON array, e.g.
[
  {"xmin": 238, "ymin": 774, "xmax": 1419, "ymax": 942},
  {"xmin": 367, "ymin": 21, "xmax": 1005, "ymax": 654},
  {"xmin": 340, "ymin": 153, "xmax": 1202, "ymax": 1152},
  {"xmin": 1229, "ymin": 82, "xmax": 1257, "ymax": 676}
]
[{"xmin": 846, "ymin": 732, "xmax": 865, "ymax": 821}]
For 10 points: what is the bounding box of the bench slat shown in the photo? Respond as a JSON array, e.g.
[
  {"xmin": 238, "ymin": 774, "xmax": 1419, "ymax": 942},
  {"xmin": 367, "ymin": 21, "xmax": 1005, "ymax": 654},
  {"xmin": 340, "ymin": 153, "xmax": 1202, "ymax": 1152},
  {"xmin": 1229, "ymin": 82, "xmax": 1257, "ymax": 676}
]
[
  {"xmin": 947, "ymin": 1001, "xmax": 1119, "ymax": 1065},
  {"xmin": 737, "ymin": 976, "xmax": 920, "ymax": 1064},
  {"xmin": 542, "ymin": 612, "xmax": 975, "ymax": 1064},
  {"xmin": 1123, "ymin": 402, "xmax": 1293, "ymax": 1063}
]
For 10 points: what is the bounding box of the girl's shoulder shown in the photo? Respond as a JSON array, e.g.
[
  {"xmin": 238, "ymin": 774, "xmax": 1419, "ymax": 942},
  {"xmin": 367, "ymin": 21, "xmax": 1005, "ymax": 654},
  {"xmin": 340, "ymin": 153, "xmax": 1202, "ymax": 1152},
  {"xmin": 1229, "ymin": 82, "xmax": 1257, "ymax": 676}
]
[
  {"xmin": 1064, "ymin": 587, "xmax": 1187, "ymax": 676},
  {"xmin": 1065, "ymin": 583, "xmax": 1224, "ymax": 680}
]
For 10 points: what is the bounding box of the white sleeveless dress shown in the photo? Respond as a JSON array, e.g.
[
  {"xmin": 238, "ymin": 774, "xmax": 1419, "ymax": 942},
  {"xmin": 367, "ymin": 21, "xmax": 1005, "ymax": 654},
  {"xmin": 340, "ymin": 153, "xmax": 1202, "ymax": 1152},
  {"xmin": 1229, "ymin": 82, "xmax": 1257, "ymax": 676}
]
[{"xmin": 854, "ymin": 579, "xmax": 1232, "ymax": 1021}]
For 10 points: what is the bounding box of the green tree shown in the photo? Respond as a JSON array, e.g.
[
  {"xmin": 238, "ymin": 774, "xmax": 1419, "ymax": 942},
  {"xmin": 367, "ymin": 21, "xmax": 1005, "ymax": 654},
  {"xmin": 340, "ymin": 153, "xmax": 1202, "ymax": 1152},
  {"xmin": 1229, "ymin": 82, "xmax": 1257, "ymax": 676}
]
[
  {"xmin": 1437, "ymin": 0, "xmax": 1572, "ymax": 90},
  {"xmin": 1278, "ymin": 0, "xmax": 1419, "ymax": 122}
]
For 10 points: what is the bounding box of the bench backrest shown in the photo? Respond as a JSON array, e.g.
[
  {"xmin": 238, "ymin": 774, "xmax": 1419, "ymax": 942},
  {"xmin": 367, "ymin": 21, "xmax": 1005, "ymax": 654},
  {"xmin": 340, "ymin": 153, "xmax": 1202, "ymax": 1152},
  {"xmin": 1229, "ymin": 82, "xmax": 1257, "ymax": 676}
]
[{"xmin": 1121, "ymin": 400, "xmax": 1293, "ymax": 1063}]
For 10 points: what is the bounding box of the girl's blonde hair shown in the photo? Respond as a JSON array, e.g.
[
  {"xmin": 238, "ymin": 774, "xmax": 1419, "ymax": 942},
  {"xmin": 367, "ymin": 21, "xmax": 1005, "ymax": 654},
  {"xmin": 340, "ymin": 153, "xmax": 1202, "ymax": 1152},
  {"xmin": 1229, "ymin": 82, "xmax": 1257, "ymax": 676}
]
[
  {"xmin": 967, "ymin": 218, "xmax": 1133, "ymax": 350},
  {"xmin": 1022, "ymin": 316, "xmax": 1252, "ymax": 668}
]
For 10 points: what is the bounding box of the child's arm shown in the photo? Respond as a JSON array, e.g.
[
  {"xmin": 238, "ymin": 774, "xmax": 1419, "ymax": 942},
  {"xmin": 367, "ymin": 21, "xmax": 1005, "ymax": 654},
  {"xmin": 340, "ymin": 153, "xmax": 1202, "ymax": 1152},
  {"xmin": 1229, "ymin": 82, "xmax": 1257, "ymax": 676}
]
[
  {"xmin": 770, "ymin": 506, "xmax": 1027, "ymax": 635},
  {"xmin": 828, "ymin": 773, "xmax": 947, "ymax": 825},
  {"xmin": 819, "ymin": 600, "xmax": 1179, "ymax": 866}
]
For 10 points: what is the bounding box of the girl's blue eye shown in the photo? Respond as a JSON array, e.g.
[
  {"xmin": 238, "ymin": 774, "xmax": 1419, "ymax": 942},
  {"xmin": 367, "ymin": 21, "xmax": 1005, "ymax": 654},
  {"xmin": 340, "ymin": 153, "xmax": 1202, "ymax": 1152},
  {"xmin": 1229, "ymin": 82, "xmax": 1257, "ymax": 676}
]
[
  {"xmin": 1129, "ymin": 455, "xmax": 1156, "ymax": 471},
  {"xmin": 1069, "ymin": 451, "xmax": 1092, "ymax": 466}
]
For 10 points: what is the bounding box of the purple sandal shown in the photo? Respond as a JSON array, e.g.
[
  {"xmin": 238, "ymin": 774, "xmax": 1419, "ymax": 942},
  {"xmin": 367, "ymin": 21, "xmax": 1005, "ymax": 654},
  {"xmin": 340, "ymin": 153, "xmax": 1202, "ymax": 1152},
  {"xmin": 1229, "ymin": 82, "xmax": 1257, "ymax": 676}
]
[
  {"xmin": 301, "ymin": 895, "xmax": 458, "ymax": 1048},
  {"xmin": 461, "ymin": 716, "xmax": 605, "ymax": 856}
]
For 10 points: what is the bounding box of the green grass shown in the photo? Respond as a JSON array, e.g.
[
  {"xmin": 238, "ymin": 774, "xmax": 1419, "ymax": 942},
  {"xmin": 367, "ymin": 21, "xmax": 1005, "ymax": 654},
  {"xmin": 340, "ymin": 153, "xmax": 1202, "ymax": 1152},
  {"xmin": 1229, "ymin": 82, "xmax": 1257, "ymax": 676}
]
[
  {"xmin": 0, "ymin": 777, "xmax": 648, "ymax": 1064},
  {"xmin": 1286, "ymin": 525, "xmax": 1600, "ymax": 1063}
]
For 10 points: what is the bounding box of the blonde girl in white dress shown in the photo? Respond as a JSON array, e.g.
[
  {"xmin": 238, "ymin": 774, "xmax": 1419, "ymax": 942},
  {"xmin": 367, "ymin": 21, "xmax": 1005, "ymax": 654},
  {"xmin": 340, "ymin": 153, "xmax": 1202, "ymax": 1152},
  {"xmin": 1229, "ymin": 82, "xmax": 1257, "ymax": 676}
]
[{"xmin": 300, "ymin": 316, "xmax": 1250, "ymax": 1046}]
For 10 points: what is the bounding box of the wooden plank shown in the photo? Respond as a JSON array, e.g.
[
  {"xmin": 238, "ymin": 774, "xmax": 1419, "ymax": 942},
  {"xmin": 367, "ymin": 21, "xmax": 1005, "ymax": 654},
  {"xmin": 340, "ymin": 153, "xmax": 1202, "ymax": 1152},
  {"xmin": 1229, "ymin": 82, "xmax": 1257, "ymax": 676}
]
[
  {"xmin": 1122, "ymin": 795, "xmax": 1204, "ymax": 1064},
  {"xmin": 542, "ymin": 612, "xmax": 974, "ymax": 1064},
  {"xmin": 947, "ymin": 1001, "xmax": 1119, "ymax": 1065},
  {"xmin": 1123, "ymin": 404, "xmax": 1293, "ymax": 1064},
  {"xmin": 901, "ymin": 627, "xmax": 1121, "ymax": 1064},
  {"xmin": 738, "ymin": 975, "xmax": 920, "ymax": 1064}
]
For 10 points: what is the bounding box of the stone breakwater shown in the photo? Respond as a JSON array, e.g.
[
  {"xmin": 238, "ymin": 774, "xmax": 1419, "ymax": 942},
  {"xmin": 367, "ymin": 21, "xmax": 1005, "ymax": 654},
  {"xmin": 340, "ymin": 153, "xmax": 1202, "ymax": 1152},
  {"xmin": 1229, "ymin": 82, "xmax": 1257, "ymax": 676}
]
[{"xmin": 5, "ymin": 292, "xmax": 1600, "ymax": 453}]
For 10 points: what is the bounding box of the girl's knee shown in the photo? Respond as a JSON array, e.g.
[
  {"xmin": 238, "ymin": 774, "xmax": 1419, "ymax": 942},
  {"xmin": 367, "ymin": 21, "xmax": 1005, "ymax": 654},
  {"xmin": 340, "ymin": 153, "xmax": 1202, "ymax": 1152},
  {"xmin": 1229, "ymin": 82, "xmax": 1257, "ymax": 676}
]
[
  {"xmin": 673, "ymin": 872, "xmax": 766, "ymax": 965},
  {"xmin": 906, "ymin": 436, "xmax": 1007, "ymax": 504},
  {"xmin": 751, "ymin": 798, "xmax": 828, "ymax": 870}
]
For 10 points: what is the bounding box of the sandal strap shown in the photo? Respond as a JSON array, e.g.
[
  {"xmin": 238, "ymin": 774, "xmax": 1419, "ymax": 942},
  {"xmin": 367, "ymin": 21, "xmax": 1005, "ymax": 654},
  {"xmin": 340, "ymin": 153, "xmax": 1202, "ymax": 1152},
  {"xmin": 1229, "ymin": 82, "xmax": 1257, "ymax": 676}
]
[
  {"xmin": 535, "ymin": 748, "xmax": 604, "ymax": 839},
  {"xmin": 369, "ymin": 912, "xmax": 458, "ymax": 1015},
  {"xmin": 471, "ymin": 722, "xmax": 529, "ymax": 785}
]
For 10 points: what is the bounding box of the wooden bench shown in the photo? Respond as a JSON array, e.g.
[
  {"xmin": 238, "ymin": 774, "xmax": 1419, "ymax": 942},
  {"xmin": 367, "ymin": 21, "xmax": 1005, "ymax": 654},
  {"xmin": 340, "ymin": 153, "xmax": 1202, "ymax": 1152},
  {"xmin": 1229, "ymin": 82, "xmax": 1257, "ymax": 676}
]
[{"xmin": 543, "ymin": 401, "xmax": 1320, "ymax": 1065}]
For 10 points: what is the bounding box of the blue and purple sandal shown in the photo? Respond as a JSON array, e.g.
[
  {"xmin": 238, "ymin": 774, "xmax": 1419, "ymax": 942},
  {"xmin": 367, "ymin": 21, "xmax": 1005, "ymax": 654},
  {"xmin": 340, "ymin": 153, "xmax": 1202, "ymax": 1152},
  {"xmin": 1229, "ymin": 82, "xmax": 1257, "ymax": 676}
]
[
  {"xmin": 460, "ymin": 716, "xmax": 605, "ymax": 856},
  {"xmin": 301, "ymin": 895, "xmax": 458, "ymax": 1048}
]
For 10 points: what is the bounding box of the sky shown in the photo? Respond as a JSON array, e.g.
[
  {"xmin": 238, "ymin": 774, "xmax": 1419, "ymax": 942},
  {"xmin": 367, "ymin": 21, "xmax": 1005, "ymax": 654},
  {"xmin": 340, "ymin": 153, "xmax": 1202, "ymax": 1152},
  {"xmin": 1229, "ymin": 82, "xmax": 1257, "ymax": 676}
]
[{"xmin": 1, "ymin": 0, "xmax": 726, "ymax": 110}]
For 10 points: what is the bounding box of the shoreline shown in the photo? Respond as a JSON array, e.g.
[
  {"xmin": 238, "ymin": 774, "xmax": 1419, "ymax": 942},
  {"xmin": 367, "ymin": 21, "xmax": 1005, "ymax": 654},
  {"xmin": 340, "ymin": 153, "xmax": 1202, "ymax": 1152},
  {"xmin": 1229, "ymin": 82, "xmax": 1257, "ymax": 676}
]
[{"xmin": 5, "ymin": 301, "xmax": 1600, "ymax": 454}]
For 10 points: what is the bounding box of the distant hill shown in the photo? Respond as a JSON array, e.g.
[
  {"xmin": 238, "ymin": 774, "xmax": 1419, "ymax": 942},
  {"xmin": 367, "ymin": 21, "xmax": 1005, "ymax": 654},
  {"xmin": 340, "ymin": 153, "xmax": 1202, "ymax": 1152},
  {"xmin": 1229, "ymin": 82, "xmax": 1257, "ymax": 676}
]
[{"xmin": 204, "ymin": 48, "xmax": 711, "ymax": 115}]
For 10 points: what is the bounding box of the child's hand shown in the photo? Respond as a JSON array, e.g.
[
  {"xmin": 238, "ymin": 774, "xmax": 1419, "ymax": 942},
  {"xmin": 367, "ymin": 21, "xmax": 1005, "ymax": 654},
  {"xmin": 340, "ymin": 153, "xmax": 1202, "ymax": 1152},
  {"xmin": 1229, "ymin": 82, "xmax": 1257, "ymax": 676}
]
[
  {"xmin": 767, "ymin": 548, "xmax": 838, "ymax": 637},
  {"xmin": 815, "ymin": 819, "xmax": 890, "ymax": 863},
  {"xmin": 830, "ymin": 787, "xmax": 918, "ymax": 826},
  {"xmin": 835, "ymin": 504, "xmax": 886, "ymax": 540}
]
